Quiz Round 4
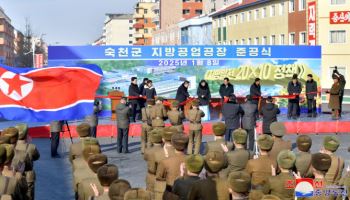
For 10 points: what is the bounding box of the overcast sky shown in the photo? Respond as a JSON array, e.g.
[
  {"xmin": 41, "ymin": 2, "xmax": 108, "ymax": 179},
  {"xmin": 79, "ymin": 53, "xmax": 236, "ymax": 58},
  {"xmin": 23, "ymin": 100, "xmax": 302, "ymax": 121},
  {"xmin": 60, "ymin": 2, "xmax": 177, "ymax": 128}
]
[{"xmin": 1, "ymin": 0, "xmax": 137, "ymax": 45}]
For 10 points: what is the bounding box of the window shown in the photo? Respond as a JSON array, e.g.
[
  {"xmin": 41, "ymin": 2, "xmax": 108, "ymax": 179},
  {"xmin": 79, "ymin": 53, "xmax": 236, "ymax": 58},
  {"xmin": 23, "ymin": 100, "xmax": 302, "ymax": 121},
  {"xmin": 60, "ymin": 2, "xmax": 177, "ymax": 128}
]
[
  {"xmin": 331, "ymin": 0, "xmax": 345, "ymax": 4},
  {"xmin": 255, "ymin": 9, "xmax": 259, "ymax": 20},
  {"xmin": 280, "ymin": 34, "xmax": 285, "ymax": 45},
  {"xmin": 289, "ymin": 33, "xmax": 295, "ymax": 45},
  {"xmin": 248, "ymin": 38, "xmax": 252, "ymax": 45},
  {"xmin": 222, "ymin": 17, "xmax": 227, "ymax": 27},
  {"xmin": 255, "ymin": 37, "xmax": 259, "ymax": 45},
  {"xmin": 183, "ymin": 9, "xmax": 190, "ymax": 14},
  {"xmin": 271, "ymin": 35, "xmax": 276, "ymax": 45},
  {"xmin": 129, "ymin": 34, "xmax": 133, "ymax": 37},
  {"xmin": 129, "ymin": 20, "xmax": 133, "ymax": 23},
  {"xmin": 223, "ymin": 27, "xmax": 227, "ymax": 41},
  {"xmin": 241, "ymin": 39, "xmax": 245, "ymax": 45},
  {"xmin": 218, "ymin": 28, "xmax": 221, "ymax": 41},
  {"xmin": 330, "ymin": 30, "xmax": 346, "ymax": 43},
  {"xmin": 129, "ymin": 27, "xmax": 133, "ymax": 30},
  {"xmin": 262, "ymin": 7, "xmax": 267, "ymax": 18},
  {"xmin": 235, "ymin": 40, "xmax": 239, "ymax": 45},
  {"xmin": 279, "ymin": 3, "xmax": 285, "ymax": 15},
  {"xmin": 299, "ymin": 0, "xmax": 306, "ymax": 10},
  {"xmin": 129, "ymin": 41, "xmax": 133, "ymax": 44},
  {"xmin": 248, "ymin": 11, "xmax": 252, "ymax": 21},
  {"xmin": 229, "ymin": 16, "xmax": 232, "ymax": 25},
  {"xmin": 144, "ymin": 29, "xmax": 148, "ymax": 33},
  {"xmin": 234, "ymin": 14, "xmax": 238, "ymax": 24},
  {"xmin": 241, "ymin": 13, "xmax": 245, "ymax": 23},
  {"xmin": 270, "ymin": 5, "xmax": 276, "ymax": 17},
  {"xmin": 144, "ymin": 19, "xmax": 148, "ymax": 23},
  {"xmin": 299, "ymin": 32, "xmax": 306, "ymax": 44},
  {"xmin": 262, "ymin": 36, "xmax": 267, "ymax": 45},
  {"xmin": 289, "ymin": 0, "xmax": 295, "ymax": 12},
  {"xmin": 195, "ymin": 9, "xmax": 202, "ymax": 15}
]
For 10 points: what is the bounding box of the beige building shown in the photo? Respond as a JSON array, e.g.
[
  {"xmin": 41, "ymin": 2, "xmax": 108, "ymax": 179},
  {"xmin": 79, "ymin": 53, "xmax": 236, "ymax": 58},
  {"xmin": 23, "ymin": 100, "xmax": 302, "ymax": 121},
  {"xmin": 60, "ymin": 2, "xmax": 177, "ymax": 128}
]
[
  {"xmin": 309, "ymin": 0, "xmax": 350, "ymax": 110},
  {"xmin": 203, "ymin": 0, "xmax": 239, "ymax": 14},
  {"xmin": 134, "ymin": 0, "xmax": 158, "ymax": 45},
  {"xmin": 104, "ymin": 14, "xmax": 134, "ymax": 45},
  {"xmin": 211, "ymin": 0, "xmax": 292, "ymax": 45}
]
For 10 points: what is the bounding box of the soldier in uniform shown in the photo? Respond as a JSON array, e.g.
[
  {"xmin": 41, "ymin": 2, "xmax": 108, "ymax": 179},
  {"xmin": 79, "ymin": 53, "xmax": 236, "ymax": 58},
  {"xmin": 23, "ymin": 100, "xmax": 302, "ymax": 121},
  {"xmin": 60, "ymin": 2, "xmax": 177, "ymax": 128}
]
[
  {"xmin": 151, "ymin": 97, "xmax": 167, "ymax": 129},
  {"xmin": 203, "ymin": 122, "xmax": 232, "ymax": 155},
  {"xmin": 92, "ymin": 164, "xmax": 119, "ymax": 199},
  {"xmin": 245, "ymin": 134, "xmax": 275, "ymax": 191},
  {"xmin": 268, "ymin": 122, "xmax": 292, "ymax": 167},
  {"xmin": 156, "ymin": 134, "xmax": 188, "ymax": 190},
  {"xmin": 260, "ymin": 97, "xmax": 280, "ymax": 135},
  {"xmin": 172, "ymin": 154, "xmax": 204, "ymax": 200},
  {"xmin": 124, "ymin": 188, "xmax": 152, "ymax": 200},
  {"xmin": 264, "ymin": 150, "xmax": 296, "ymax": 199},
  {"xmin": 322, "ymin": 136, "xmax": 344, "ymax": 186},
  {"xmin": 295, "ymin": 135, "xmax": 313, "ymax": 178},
  {"xmin": 143, "ymin": 129, "xmax": 163, "ymax": 198},
  {"xmin": 72, "ymin": 143, "xmax": 101, "ymax": 173},
  {"xmin": 69, "ymin": 123, "xmax": 94, "ymax": 162},
  {"xmin": 141, "ymin": 99, "xmax": 155, "ymax": 154},
  {"xmin": 85, "ymin": 99, "xmax": 102, "ymax": 137},
  {"xmin": 308, "ymin": 153, "xmax": 332, "ymax": 200},
  {"xmin": 332, "ymin": 66, "xmax": 346, "ymax": 117},
  {"xmin": 108, "ymin": 179, "xmax": 131, "ymax": 200},
  {"xmin": 167, "ymin": 101, "xmax": 185, "ymax": 133},
  {"xmin": 327, "ymin": 75, "xmax": 341, "ymax": 120},
  {"xmin": 188, "ymin": 151, "xmax": 230, "ymax": 200},
  {"xmin": 227, "ymin": 171, "xmax": 251, "ymax": 200},
  {"xmin": 187, "ymin": 99, "xmax": 205, "ymax": 154},
  {"xmin": 50, "ymin": 120, "xmax": 63, "ymax": 158},
  {"xmin": 241, "ymin": 95, "xmax": 258, "ymax": 151},
  {"xmin": 224, "ymin": 129, "xmax": 251, "ymax": 175},
  {"xmin": 14, "ymin": 123, "xmax": 40, "ymax": 200},
  {"xmin": 262, "ymin": 195, "xmax": 282, "ymax": 200}
]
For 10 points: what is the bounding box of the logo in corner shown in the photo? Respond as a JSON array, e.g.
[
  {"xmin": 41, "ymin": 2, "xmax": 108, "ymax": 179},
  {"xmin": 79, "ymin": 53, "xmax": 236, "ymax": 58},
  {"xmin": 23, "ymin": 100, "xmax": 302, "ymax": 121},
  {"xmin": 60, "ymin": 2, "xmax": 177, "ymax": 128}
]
[{"xmin": 0, "ymin": 71, "xmax": 33, "ymax": 101}]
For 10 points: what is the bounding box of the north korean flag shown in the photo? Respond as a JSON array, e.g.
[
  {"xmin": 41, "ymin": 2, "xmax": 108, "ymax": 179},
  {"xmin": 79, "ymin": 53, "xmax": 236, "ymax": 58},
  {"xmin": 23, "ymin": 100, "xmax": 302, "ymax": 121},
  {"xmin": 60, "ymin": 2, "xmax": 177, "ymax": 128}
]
[{"xmin": 0, "ymin": 64, "xmax": 103, "ymax": 122}]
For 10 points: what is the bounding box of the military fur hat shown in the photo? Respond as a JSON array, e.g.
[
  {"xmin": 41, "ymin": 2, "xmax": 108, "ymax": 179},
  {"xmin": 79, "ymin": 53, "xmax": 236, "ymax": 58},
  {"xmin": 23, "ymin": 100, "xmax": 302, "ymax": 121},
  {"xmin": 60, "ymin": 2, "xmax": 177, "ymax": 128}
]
[
  {"xmin": 76, "ymin": 123, "xmax": 91, "ymax": 138},
  {"xmin": 150, "ymin": 129, "xmax": 163, "ymax": 144},
  {"xmin": 212, "ymin": 122, "xmax": 226, "ymax": 136},
  {"xmin": 257, "ymin": 134, "xmax": 274, "ymax": 151},
  {"xmin": 191, "ymin": 99, "xmax": 199, "ymax": 107},
  {"xmin": 228, "ymin": 171, "xmax": 251, "ymax": 193},
  {"xmin": 296, "ymin": 135, "xmax": 312, "ymax": 152},
  {"xmin": 108, "ymin": 179, "xmax": 131, "ymax": 200},
  {"xmin": 185, "ymin": 154, "xmax": 204, "ymax": 174},
  {"xmin": 311, "ymin": 153, "xmax": 331, "ymax": 172},
  {"xmin": 0, "ymin": 145, "xmax": 7, "ymax": 165},
  {"xmin": 162, "ymin": 127, "xmax": 177, "ymax": 142},
  {"xmin": 82, "ymin": 144, "xmax": 101, "ymax": 162},
  {"xmin": 323, "ymin": 136, "xmax": 340, "ymax": 152},
  {"xmin": 1, "ymin": 144, "xmax": 14, "ymax": 165},
  {"xmin": 87, "ymin": 153, "xmax": 108, "ymax": 173},
  {"xmin": 97, "ymin": 164, "xmax": 119, "ymax": 187},
  {"xmin": 277, "ymin": 150, "xmax": 296, "ymax": 169},
  {"xmin": 146, "ymin": 99, "xmax": 155, "ymax": 106},
  {"xmin": 0, "ymin": 136, "xmax": 10, "ymax": 145},
  {"xmin": 171, "ymin": 134, "xmax": 189, "ymax": 151},
  {"xmin": 155, "ymin": 97, "xmax": 164, "ymax": 102},
  {"xmin": 2, "ymin": 127, "xmax": 19, "ymax": 144},
  {"xmin": 204, "ymin": 151, "xmax": 226, "ymax": 173},
  {"xmin": 171, "ymin": 100, "xmax": 179, "ymax": 108},
  {"xmin": 262, "ymin": 195, "xmax": 281, "ymax": 200},
  {"xmin": 15, "ymin": 123, "xmax": 28, "ymax": 140},
  {"xmin": 124, "ymin": 188, "xmax": 151, "ymax": 200},
  {"xmin": 248, "ymin": 190, "xmax": 264, "ymax": 200},
  {"xmin": 270, "ymin": 122, "xmax": 286, "ymax": 137},
  {"xmin": 332, "ymin": 74, "xmax": 339, "ymax": 80},
  {"xmin": 233, "ymin": 129, "xmax": 248, "ymax": 144}
]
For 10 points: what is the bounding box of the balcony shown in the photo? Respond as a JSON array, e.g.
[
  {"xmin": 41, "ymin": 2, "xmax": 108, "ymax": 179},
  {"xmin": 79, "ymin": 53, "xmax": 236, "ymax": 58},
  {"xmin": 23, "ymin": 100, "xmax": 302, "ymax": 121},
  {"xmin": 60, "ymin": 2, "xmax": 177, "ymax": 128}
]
[
  {"xmin": 133, "ymin": 23, "xmax": 144, "ymax": 29},
  {"xmin": 134, "ymin": 13, "xmax": 144, "ymax": 19},
  {"xmin": 134, "ymin": 32, "xmax": 144, "ymax": 38}
]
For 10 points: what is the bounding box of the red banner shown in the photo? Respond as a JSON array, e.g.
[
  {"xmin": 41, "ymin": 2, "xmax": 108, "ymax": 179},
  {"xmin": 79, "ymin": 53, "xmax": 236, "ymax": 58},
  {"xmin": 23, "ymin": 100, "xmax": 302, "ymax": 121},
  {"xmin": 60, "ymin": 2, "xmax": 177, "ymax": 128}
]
[
  {"xmin": 308, "ymin": 2, "xmax": 316, "ymax": 45},
  {"xmin": 34, "ymin": 54, "xmax": 44, "ymax": 68},
  {"xmin": 330, "ymin": 11, "xmax": 350, "ymax": 24}
]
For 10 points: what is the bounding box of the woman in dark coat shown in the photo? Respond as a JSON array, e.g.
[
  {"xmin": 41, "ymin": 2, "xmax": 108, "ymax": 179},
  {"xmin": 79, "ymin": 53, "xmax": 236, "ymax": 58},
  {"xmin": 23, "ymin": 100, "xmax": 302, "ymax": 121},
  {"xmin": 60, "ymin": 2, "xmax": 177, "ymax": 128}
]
[
  {"xmin": 142, "ymin": 80, "xmax": 157, "ymax": 100},
  {"xmin": 197, "ymin": 80, "xmax": 211, "ymax": 106}
]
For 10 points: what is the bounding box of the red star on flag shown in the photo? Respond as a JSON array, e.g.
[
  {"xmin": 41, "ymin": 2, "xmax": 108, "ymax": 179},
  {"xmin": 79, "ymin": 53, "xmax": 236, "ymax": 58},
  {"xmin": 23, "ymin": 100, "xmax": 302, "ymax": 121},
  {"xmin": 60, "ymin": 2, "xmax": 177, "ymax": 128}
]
[{"xmin": 3, "ymin": 74, "xmax": 30, "ymax": 96}]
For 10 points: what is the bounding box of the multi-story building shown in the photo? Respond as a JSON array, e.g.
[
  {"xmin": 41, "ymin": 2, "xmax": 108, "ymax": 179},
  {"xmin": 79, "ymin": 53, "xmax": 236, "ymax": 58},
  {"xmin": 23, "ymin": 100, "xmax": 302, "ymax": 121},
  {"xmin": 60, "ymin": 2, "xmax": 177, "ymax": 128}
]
[
  {"xmin": 134, "ymin": 0, "xmax": 158, "ymax": 45},
  {"xmin": 14, "ymin": 29, "xmax": 24, "ymax": 66},
  {"xmin": 210, "ymin": 0, "xmax": 306, "ymax": 46},
  {"xmin": 178, "ymin": 15, "xmax": 213, "ymax": 45},
  {"xmin": 104, "ymin": 14, "xmax": 134, "ymax": 45},
  {"xmin": 152, "ymin": 0, "xmax": 204, "ymax": 45},
  {"xmin": 203, "ymin": 0, "xmax": 238, "ymax": 14},
  {"xmin": 152, "ymin": 0, "xmax": 160, "ymax": 29},
  {"xmin": 0, "ymin": 7, "xmax": 15, "ymax": 66},
  {"xmin": 308, "ymin": 0, "xmax": 350, "ymax": 110}
]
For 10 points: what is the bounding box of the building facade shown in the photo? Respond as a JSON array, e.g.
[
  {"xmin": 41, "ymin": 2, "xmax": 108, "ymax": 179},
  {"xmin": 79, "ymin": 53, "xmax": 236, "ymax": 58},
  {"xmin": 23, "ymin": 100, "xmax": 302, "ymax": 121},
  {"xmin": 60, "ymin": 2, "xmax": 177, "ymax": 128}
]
[
  {"xmin": 104, "ymin": 14, "xmax": 134, "ymax": 45},
  {"xmin": 134, "ymin": 0, "xmax": 158, "ymax": 45},
  {"xmin": 0, "ymin": 7, "xmax": 15, "ymax": 66},
  {"xmin": 203, "ymin": 0, "xmax": 239, "ymax": 14},
  {"xmin": 178, "ymin": 15, "xmax": 213, "ymax": 44},
  {"xmin": 14, "ymin": 29, "xmax": 24, "ymax": 66}
]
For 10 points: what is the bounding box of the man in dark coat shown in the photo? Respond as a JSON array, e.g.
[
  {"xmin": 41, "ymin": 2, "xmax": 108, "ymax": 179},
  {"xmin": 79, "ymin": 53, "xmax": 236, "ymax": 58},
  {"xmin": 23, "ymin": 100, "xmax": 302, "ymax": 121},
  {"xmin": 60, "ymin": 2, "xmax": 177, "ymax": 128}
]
[
  {"xmin": 222, "ymin": 95, "xmax": 244, "ymax": 142},
  {"xmin": 175, "ymin": 81, "xmax": 190, "ymax": 110},
  {"xmin": 287, "ymin": 74, "xmax": 302, "ymax": 119},
  {"xmin": 139, "ymin": 78, "xmax": 149, "ymax": 109},
  {"xmin": 128, "ymin": 77, "xmax": 141, "ymax": 122},
  {"xmin": 250, "ymin": 78, "xmax": 261, "ymax": 105},
  {"xmin": 305, "ymin": 74, "xmax": 318, "ymax": 117},
  {"xmin": 241, "ymin": 95, "xmax": 258, "ymax": 151},
  {"xmin": 260, "ymin": 96, "xmax": 280, "ymax": 135},
  {"xmin": 197, "ymin": 80, "xmax": 211, "ymax": 106},
  {"xmin": 219, "ymin": 77, "xmax": 234, "ymax": 100},
  {"xmin": 333, "ymin": 66, "xmax": 346, "ymax": 117},
  {"xmin": 116, "ymin": 97, "xmax": 131, "ymax": 153},
  {"xmin": 143, "ymin": 80, "xmax": 157, "ymax": 100}
]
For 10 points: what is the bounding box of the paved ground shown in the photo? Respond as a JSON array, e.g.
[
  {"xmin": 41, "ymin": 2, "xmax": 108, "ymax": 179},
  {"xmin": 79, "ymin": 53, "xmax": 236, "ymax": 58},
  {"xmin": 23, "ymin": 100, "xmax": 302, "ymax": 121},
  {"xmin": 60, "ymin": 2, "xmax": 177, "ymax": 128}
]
[{"xmin": 32, "ymin": 133, "xmax": 350, "ymax": 200}]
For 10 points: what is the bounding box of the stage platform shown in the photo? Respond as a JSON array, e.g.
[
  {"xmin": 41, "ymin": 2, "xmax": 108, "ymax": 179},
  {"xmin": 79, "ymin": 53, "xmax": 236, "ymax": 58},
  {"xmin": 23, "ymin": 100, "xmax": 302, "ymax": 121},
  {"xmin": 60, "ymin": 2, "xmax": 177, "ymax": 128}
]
[{"xmin": 0, "ymin": 112, "xmax": 349, "ymax": 139}]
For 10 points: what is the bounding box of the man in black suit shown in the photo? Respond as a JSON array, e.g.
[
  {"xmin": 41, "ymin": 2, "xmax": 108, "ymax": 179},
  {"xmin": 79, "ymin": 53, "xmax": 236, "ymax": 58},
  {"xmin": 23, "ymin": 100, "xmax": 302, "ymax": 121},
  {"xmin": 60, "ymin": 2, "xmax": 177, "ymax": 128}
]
[
  {"xmin": 287, "ymin": 74, "xmax": 302, "ymax": 119},
  {"xmin": 219, "ymin": 77, "xmax": 234, "ymax": 100},
  {"xmin": 129, "ymin": 77, "xmax": 141, "ymax": 122}
]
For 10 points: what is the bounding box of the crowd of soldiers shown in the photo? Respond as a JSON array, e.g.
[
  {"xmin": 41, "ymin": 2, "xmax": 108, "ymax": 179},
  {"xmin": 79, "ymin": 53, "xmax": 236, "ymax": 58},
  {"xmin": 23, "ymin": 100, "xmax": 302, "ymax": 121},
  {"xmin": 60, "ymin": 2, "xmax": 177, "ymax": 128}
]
[{"xmin": 0, "ymin": 124, "xmax": 40, "ymax": 200}]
